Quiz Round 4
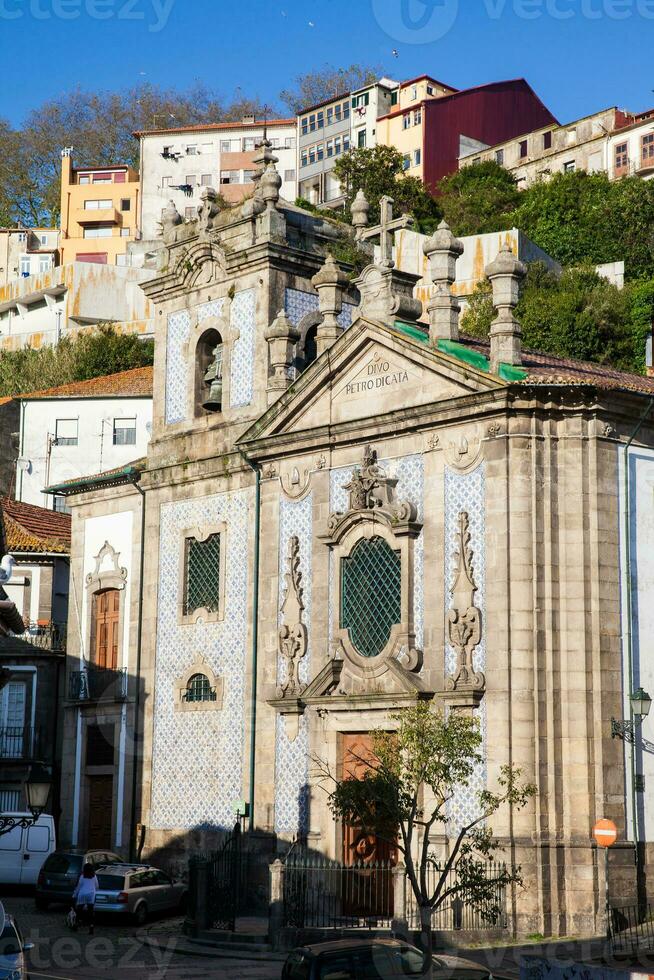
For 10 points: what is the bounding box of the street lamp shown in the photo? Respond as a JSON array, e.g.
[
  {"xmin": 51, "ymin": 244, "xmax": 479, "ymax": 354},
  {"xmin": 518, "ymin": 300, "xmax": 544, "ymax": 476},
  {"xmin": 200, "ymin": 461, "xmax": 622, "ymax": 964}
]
[
  {"xmin": 0, "ymin": 763, "xmax": 52, "ymax": 836},
  {"xmin": 612, "ymin": 687, "xmax": 653, "ymax": 743}
]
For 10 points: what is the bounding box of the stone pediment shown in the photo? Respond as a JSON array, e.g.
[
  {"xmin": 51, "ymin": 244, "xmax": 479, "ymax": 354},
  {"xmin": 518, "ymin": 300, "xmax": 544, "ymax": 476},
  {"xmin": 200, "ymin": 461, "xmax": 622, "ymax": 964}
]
[{"xmin": 239, "ymin": 316, "xmax": 506, "ymax": 445}]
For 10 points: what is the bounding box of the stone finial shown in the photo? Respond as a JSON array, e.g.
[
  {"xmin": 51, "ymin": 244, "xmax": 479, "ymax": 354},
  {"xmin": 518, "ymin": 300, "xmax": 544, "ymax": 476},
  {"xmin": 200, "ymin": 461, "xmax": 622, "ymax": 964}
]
[
  {"xmin": 197, "ymin": 186, "xmax": 222, "ymax": 234},
  {"xmin": 260, "ymin": 161, "xmax": 282, "ymax": 211},
  {"xmin": 423, "ymin": 220, "xmax": 464, "ymax": 343},
  {"xmin": 161, "ymin": 199, "xmax": 183, "ymax": 243},
  {"xmin": 311, "ymin": 253, "xmax": 349, "ymax": 355},
  {"xmin": 264, "ymin": 309, "xmax": 300, "ymax": 404},
  {"xmin": 486, "ymin": 245, "xmax": 527, "ymax": 372},
  {"xmin": 351, "ymin": 189, "xmax": 370, "ymax": 239}
]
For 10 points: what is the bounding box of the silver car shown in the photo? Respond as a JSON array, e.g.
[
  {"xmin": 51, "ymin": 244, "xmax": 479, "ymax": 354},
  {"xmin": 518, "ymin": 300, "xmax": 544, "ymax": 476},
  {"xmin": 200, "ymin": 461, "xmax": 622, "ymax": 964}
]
[
  {"xmin": 0, "ymin": 916, "xmax": 34, "ymax": 980},
  {"xmin": 94, "ymin": 864, "xmax": 187, "ymax": 925}
]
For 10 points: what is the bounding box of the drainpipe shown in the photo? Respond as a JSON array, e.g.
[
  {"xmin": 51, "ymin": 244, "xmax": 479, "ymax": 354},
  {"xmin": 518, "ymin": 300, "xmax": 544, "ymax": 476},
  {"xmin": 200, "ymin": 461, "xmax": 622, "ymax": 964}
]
[
  {"xmin": 240, "ymin": 452, "xmax": 261, "ymax": 834},
  {"xmin": 128, "ymin": 476, "xmax": 146, "ymax": 861},
  {"xmin": 622, "ymin": 396, "xmax": 654, "ymax": 858}
]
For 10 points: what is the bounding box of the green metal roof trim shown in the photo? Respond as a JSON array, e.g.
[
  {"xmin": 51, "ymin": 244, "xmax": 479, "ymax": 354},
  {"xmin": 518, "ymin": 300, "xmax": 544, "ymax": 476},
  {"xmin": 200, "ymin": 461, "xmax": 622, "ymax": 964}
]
[
  {"xmin": 393, "ymin": 321, "xmax": 528, "ymax": 381},
  {"xmin": 45, "ymin": 462, "xmax": 145, "ymax": 497}
]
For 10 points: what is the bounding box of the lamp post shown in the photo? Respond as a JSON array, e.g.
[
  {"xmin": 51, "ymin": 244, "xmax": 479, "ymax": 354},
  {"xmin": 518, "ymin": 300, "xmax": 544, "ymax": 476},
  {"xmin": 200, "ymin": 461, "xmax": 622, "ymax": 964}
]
[
  {"xmin": 611, "ymin": 687, "xmax": 652, "ymax": 743},
  {"xmin": 0, "ymin": 763, "xmax": 52, "ymax": 837}
]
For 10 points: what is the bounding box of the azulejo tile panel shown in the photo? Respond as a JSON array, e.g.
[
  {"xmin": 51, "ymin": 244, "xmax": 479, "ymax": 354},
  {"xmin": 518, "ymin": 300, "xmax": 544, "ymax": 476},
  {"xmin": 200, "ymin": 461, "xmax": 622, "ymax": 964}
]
[
  {"xmin": 444, "ymin": 463, "xmax": 487, "ymax": 831},
  {"xmin": 197, "ymin": 298, "xmax": 225, "ymax": 323},
  {"xmin": 230, "ymin": 289, "xmax": 256, "ymax": 409},
  {"xmin": 165, "ymin": 310, "xmax": 191, "ymax": 425},
  {"xmin": 328, "ymin": 455, "xmax": 424, "ymax": 647},
  {"xmin": 150, "ymin": 489, "xmax": 252, "ymax": 830},
  {"xmin": 284, "ymin": 287, "xmax": 355, "ymax": 331},
  {"xmin": 274, "ymin": 493, "xmax": 313, "ymax": 835}
]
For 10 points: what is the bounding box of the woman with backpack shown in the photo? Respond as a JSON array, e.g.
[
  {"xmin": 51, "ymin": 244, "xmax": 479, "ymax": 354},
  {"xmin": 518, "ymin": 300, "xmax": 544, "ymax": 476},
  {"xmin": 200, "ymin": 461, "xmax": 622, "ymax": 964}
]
[{"xmin": 71, "ymin": 863, "xmax": 98, "ymax": 934}]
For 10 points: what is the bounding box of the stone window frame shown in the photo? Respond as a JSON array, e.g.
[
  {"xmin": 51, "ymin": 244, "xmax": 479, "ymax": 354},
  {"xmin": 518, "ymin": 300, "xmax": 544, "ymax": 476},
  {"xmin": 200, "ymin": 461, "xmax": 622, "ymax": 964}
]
[
  {"xmin": 84, "ymin": 541, "xmax": 127, "ymax": 669},
  {"xmin": 178, "ymin": 522, "xmax": 227, "ymax": 626},
  {"xmin": 174, "ymin": 657, "xmax": 224, "ymax": 713},
  {"xmin": 326, "ymin": 513, "xmax": 421, "ymax": 680},
  {"xmin": 187, "ymin": 312, "xmax": 231, "ymax": 420}
]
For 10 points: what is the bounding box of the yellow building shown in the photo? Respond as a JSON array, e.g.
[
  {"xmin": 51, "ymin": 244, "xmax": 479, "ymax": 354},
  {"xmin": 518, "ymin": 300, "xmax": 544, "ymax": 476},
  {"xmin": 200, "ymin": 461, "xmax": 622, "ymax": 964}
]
[
  {"xmin": 59, "ymin": 150, "xmax": 140, "ymax": 266},
  {"xmin": 376, "ymin": 75, "xmax": 456, "ymax": 181}
]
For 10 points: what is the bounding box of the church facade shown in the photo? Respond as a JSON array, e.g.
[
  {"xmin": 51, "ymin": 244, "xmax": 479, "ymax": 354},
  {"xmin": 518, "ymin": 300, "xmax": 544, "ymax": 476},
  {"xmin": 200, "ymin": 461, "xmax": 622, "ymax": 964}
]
[{"xmin": 54, "ymin": 152, "xmax": 654, "ymax": 939}]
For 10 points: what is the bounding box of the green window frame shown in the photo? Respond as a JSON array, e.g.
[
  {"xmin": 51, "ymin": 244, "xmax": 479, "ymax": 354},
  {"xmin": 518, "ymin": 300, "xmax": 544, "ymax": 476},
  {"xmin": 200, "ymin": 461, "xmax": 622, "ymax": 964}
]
[
  {"xmin": 183, "ymin": 673, "xmax": 216, "ymax": 703},
  {"xmin": 183, "ymin": 533, "xmax": 221, "ymax": 616},
  {"xmin": 340, "ymin": 536, "xmax": 401, "ymax": 659}
]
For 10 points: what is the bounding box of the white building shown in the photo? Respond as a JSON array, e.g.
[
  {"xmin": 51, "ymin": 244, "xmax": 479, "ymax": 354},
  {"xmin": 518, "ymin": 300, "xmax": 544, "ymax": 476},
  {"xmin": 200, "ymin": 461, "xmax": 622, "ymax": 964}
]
[
  {"xmin": 136, "ymin": 117, "xmax": 298, "ymax": 241},
  {"xmin": 0, "ymin": 228, "xmax": 60, "ymax": 286},
  {"xmin": 15, "ymin": 367, "xmax": 153, "ymax": 511}
]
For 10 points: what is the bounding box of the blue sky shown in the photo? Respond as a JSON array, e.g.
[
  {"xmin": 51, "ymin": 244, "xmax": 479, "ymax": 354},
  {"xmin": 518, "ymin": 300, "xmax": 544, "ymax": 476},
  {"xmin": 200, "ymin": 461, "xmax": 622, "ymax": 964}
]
[{"xmin": 1, "ymin": 0, "xmax": 652, "ymax": 126}]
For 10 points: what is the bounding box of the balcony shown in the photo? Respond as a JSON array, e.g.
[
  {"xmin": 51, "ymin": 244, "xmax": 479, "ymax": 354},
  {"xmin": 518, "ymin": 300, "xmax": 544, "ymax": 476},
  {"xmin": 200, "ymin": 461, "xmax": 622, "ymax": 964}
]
[
  {"xmin": 73, "ymin": 207, "xmax": 121, "ymax": 227},
  {"xmin": 0, "ymin": 726, "xmax": 43, "ymax": 761},
  {"xmin": 68, "ymin": 665, "xmax": 128, "ymax": 702},
  {"xmin": 8, "ymin": 621, "xmax": 66, "ymax": 653}
]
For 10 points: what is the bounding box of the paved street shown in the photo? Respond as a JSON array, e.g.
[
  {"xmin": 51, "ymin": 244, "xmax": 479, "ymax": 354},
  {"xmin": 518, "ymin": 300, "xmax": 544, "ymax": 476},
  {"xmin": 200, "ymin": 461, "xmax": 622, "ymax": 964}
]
[{"xmin": 2, "ymin": 895, "xmax": 283, "ymax": 979}]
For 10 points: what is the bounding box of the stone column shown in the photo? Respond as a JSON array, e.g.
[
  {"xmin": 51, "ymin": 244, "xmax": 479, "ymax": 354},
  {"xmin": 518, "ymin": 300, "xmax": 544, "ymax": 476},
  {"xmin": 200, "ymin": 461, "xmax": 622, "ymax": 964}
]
[
  {"xmin": 423, "ymin": 220, "xmax": 464, "ymax": 343},
  {"xmin": 311, "ymin": 254, "xmax": 349, "ymax": 355},
  {"xmin": 264, "ymin": 310, "xmax": 300, "ymax": 405},
  {"xmin": 486, "ymin": 246, "xmax": 527, "ymax": 372},
  {"xmin": 391, "ymin": 862, "xmax": 409, "ymax": 938},
  {"xmin": 269, "ymin": 858, "xmax": 285, "ymax": 945}
]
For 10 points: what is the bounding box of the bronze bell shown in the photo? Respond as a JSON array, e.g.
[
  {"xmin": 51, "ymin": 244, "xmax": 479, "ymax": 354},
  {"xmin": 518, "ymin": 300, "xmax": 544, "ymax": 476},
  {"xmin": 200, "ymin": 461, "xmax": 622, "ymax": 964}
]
[{"xmin": 202, "ymin": 343, "xmax": 223, "ymax": 412}]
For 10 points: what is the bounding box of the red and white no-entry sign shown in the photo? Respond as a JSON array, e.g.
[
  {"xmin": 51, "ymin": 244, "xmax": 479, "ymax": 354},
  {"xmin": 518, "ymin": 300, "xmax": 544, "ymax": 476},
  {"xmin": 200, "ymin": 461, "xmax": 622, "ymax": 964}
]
[{"xmin": 593, "ymin": 818, "xmax": 618, "ymax": 848}]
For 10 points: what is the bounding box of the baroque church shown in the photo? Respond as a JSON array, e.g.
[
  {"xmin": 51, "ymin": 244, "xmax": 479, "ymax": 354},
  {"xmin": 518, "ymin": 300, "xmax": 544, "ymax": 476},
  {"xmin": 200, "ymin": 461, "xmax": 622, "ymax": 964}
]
[{"xmin": 55, "ymin": 141, "xmax": 654, "ymax": 938}]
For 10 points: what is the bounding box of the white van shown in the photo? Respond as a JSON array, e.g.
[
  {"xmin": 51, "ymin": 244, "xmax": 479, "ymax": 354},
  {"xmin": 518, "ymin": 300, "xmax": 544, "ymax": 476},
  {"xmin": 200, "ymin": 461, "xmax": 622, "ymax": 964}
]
[{"xmin": 0, "ymin": 814, "xmax": 56, "ymax": 885}]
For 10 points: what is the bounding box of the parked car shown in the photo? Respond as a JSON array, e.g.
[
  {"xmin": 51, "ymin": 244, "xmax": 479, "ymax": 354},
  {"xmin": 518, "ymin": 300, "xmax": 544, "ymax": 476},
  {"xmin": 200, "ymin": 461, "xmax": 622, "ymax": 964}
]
[
  {"xmin": 94, "ymin": 864, "xmax": 187, "ymax": 925},
  {"xmin": 0, "ymin": 814, "xmax": 56, "ymax": 886},
  {"xmin": 35, "ymin": 848, "xmax": 123, "ymax": 909},
  {"xmin": 0, "ymin": 915, "xmax": 33, "ymax": 980},
  {"xmin": 281, "ymin": 940, "xmax": 493, "ymax": 979}
]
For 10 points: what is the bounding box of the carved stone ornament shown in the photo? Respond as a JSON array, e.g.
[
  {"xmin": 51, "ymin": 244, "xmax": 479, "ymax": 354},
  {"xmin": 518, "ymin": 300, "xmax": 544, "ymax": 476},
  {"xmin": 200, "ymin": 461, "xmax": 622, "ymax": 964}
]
[
  {"xmin": 445, "ymin": 512, "xmax": 485, "ymax": 709},
  {"xmin": 86, "ymin": 541, "xmax": 127, "ymax": 591},
  {"xmin": 326, "ymin": 446, "xmax": 418, "ymax": 541},
  {"xmin": 277, "ymin": 537, "xmax": 308, "ymax": 698},
  {"xmin": 444, "ymin": 430, "xmax": 483, "ymax": 473}
]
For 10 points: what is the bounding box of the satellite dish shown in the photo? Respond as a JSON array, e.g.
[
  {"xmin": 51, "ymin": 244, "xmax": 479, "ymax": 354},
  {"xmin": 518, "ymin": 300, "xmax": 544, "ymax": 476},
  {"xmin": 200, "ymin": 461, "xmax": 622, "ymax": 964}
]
[{"xmin": 17, "ymin": 458, "xmax": 32, "ymax": 474}]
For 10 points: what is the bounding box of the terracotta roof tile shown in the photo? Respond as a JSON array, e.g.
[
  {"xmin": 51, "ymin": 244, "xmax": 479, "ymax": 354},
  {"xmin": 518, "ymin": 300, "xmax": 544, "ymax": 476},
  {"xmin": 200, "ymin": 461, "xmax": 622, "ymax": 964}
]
[
  {"xmin": 0, "ymin": 498, "xmax": 70, "ymax": 554},
  {"xmin": 134, "ymin": 118, "xmax": 295, "ymax": 136},
  {"xmin": 19, "ymin": 366, "xmax": 153, "ymax": 401}
]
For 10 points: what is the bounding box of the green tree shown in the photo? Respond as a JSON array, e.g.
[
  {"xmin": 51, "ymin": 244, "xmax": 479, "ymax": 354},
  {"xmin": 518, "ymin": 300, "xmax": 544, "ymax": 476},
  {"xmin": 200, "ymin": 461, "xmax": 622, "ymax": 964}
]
[
  {"xmin": 333, "ymin": 145, "xmax": 442, "ymax": 232},
  {"xmin": 279, "ymin": 64, "xmax": 381, "ymax": 115},
  {"xmin": 0, "ymin": 326, "xmax": 154, "ymax": 398},
  {"xmin": 322, "ymin": 703, "xmax": 535, "ymax": 978},
  {"xmin": 438, "ymin": 161, "xmax": 521, "ymax": 237}
]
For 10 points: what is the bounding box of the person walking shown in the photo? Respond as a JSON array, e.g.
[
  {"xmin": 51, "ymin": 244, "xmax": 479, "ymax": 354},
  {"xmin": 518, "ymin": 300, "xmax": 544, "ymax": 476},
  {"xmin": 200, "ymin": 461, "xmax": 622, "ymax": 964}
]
[{"xmin": 72, "ymin": 863, "xmax": 98, "ymax": 934}]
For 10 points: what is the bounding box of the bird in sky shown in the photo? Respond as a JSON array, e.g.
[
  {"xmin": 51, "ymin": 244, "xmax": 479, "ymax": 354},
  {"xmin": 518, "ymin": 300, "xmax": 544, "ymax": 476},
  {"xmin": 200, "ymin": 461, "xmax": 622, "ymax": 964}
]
[
  {"xmin": 308, "ymin": 20, "xmax": 315, "ymax": 27},
  {"xmin": 392, "ymin": 49, "xmax": 399, "ymax": 57}
]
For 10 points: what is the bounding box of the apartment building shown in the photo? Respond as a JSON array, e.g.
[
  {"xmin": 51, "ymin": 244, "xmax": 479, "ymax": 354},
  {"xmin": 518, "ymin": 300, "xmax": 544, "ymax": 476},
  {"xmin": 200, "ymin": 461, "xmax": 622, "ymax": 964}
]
[
  {"xmin": 378, "ymin": 77, "xmax": 557, "ymax": 193},
  {"xmin": 136, "ymin": 117, "xmax": 297, "ymax": 241},
  {"xmin": 0, "ymin": 228, "xmax": 59, "ymax": 286},
  {"xmin": 59, "ymin": 150, "xmax": 141, "ymax": 266},
  {"xmin": 463, "ymin": 105, "xmax": 654, "ymax": 186},
  {"xmin": 297, "ymin": 78, "xmax": 399, "ymax": 205}
]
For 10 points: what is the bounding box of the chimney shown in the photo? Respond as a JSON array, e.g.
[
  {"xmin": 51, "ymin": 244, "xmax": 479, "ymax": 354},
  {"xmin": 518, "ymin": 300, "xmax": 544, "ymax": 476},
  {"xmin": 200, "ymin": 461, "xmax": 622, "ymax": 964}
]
[
  {"xmin": 242, "ymin": 115, "xmax": 256, "ymax": 125},
  {"xmin": 486, "ymin": 245, "xmax": 527, "ymax": 373}
]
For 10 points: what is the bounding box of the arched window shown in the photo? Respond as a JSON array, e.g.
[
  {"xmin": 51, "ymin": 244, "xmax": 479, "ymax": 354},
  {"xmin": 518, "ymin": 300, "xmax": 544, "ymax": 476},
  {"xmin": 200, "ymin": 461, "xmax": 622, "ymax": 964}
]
[
  {"xmin": 340, "ymin": 537, "xmax": 401, "ymax": 659},
  {"xmin": 194, "ymin": 328, "xmax": 223, "ymax": 415},
  {"xmin": 183, "ymin": 673, "xmax": 216, "ymax": 703},
  {"xmin": 303, "ymin": 324, "xmax": 318, "ymax": 369},
  {"xmin": 91, "ymin": 588, "xmax": 120, "ymax": 670}
]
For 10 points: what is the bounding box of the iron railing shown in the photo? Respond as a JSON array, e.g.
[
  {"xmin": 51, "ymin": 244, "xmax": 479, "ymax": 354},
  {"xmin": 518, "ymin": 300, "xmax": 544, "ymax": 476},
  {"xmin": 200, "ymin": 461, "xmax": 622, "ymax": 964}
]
[
  {"xmin": 11, "ymin": 622, "xmax": 66, "ymax": 652},
  {"xmin": 0, "ymin": 725, "xmax": 42, "ymax": 760},
  {"xmin": 283, "ymin": 853, "xmax": 395, "ymax": 930},
  {"xmin": 405, "ymin": 862, "xmax": 509, "ymax": 932},
  {"xmin": 609, "ymin": 904, "xmax": 654, "ymax": 954},
  {"xmin": 68, "ymin": 666, "xmax": 128, "ymax": 702}
]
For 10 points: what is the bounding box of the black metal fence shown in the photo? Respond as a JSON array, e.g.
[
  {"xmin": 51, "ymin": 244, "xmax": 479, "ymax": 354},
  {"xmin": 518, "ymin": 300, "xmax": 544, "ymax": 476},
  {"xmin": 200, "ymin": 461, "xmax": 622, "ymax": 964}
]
[
  {"xmin": 0, "ymin": 726, "xmax": 42, "ymax": 760},
  {"xmin": 68, "ymin": 666, "xmax": 128, "ymax": 702},
  {"xmin": 187, "ymin": 822, "xmax": 249, "ymax": 933},
  {"xmin": 405, "ymin": 862, "xmax": 509, "ymax": 932},
  {"xmin": 283, "ymin": 853, "xmax": 395, "ymax": 930},
  {"xmin": 609, "ymin": 904, "xmax": 654, "ymax": 954}
]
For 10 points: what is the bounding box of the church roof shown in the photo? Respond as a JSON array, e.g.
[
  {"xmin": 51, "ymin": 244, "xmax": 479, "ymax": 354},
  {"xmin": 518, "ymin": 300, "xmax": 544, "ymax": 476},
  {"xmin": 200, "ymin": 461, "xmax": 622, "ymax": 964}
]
[
  {"xmin": 0, "ymin": 498, "xmax": 71, "ymax": 555},
  {"xmin": 18, "ymin": 366, "xmax": 153, "ymax": 401}
]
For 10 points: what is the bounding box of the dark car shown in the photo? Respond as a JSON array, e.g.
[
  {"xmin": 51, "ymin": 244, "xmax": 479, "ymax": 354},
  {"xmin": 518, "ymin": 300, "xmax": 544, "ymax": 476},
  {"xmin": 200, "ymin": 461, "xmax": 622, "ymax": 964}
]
[
  {"xmin": 94, "ymin": 864, "xmax": 187, "ymax": 925},
  {"xmin": 35, "ymin": 848, "xmax": 124, "ymax": 909},
  {"xmin": 282, "ymin": 940, "xmax": 493, "ymax": 980}
]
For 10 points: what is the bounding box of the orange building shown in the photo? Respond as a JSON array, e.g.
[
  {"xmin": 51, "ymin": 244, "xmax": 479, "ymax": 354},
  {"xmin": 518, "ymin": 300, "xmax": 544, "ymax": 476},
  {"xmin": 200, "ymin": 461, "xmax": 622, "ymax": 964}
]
[{"xmin": 59, "ymin": 150, "xmax": 140, "ymax": 266}]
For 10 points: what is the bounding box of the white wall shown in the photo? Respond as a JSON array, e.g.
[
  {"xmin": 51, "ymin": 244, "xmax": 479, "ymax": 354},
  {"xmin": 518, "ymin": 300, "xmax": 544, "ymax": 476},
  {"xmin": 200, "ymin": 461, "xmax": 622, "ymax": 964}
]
[
  {"xmin": 79, "ymin": 510, "xmax": 134, "ymax": 668},
  {"xmin": 17, "ymin": 396, "xmax": 152, "ymax": 508},
  {"xmin": 139, "ymin": 125, "xmax": 298, "ymax": 240}
]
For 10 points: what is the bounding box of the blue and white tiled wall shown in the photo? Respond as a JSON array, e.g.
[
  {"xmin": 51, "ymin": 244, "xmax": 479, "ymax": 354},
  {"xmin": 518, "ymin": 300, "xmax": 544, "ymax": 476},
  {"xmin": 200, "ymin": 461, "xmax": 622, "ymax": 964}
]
[
  {"xmin": 150, "ymin": 489, "xmax": 252, "ymax": 830},
  {"xmin": 274, "ymin": 493, "xmax": 313, "ymax": 835},
  {"xmin": 444, "ymin": 462, "xmax": 487, "ymax": 830},
  {"xmin": 285, "ymin": 287, "xmax": 356, "ymax": 331}
]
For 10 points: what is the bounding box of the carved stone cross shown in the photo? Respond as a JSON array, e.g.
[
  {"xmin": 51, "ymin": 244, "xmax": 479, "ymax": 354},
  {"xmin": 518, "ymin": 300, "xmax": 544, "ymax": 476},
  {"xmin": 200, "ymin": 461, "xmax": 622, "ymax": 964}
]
[{"xmin": 358, "ymin": 195, "xmax": 414, "ymax": 268}]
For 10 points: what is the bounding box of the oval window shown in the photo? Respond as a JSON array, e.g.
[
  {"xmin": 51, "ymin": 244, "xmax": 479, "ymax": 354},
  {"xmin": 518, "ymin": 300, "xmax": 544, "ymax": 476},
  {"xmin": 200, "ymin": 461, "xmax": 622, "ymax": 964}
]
[{"xmin": 340, "ymin": 537, "xmax": 401, "ymax": 658}]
